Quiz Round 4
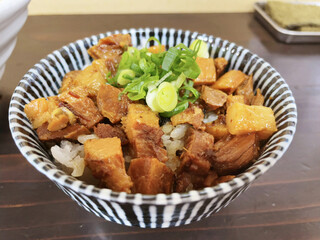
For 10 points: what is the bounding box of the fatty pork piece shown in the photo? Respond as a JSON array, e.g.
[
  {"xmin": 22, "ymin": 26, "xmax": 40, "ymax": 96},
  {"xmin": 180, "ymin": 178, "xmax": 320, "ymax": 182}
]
[
  {"xmin": 24, "ymin": 96, "xmax": 59, "ymax": 129},
  {"xmin": 251, "ymin": 88, "xmax": 265, "ymax": 106},
  {"xmin": 194, "ymin": 57, "xmax": 216, "ymax": 85},
  {"xmin": 59, "ymin": 87, "xmax": 103, "ymax": 129},
  {"xmin": 59, "ymin": 59, "xmax": 108, "ymax": 96},
  {"xmin": 170, "ymin": 105, "xmax": 205, "ymax": 130},
  {"xmin": 211, "ymin": 133, "xmax": 259, "ymax": 175},
  {"xmin": 214, "ymin": 57, "xmax": 228, "ymax": 78},
  {"xmin": 122, "ymin": 104, "xmax": 168, "ymax": 162},
  {"xmin": 84, "ymin": 138, "xmax": 133, "ymax": 193},
  {"xmin": 235, "ymin": 74, "xmax": 254, "ymax": 105},
  {"xmin": 97, "ymin": 84, "xmax": 129, "ymax": 124},
  {"xmin": 200, "ymin": 85, "xmax": 228, "ymax": 110},
  {"xmin": 205, "ymin": 115, "xmax": 229, "ymax": 141},
  {"xmin": 226, "ymin": 102, "xmax": 277, "ymax": 139},
  {"xmin": 37, "ymin": 123, "xmax": 90, "ymax": 141},
  {"xmin": 175, "ymin": 171, "xmax": 218, "ymax": 193},
  {"xmin": 94, "ymin": 123, "xmax": 128, "ymax": 145},
  {"xmin": 128, "ymin": 157, "xmax": 174, "ymax": 194},
  {"xmin": 212, "ymin": 70, "xmax": 248, "ymax": 95},
  {"xmin": 179, "ymin": 128, "xmax": 215, "ymax": 176},
  {"xmin": 87, "ymin": 34, "xmax": 132, "ymax": 75},
  {"xmin": 226, "ymin": 95, "xmax": 245, "ymax": 109},
  {"xmin": 24, "ymin": 96, "xmax": 77, "ymax": 131}
]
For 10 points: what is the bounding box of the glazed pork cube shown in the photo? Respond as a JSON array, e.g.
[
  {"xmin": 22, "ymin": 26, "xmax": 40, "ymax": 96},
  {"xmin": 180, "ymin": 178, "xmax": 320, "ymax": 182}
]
[
  {"xmin": 214, "ymin": 57, "xmax": 228, "ymax": 78},
  {"xmin": 212, "ymin": 70, "xmax": 248, "ymax": 94},
  {"xmin": 94, "ymin": 123, "xmax": 128, "ymax": 145},
  {"xmin": 24, "ymin": 96, "xmax": 77, "ymax": 132},
  {"xmin": 226, "ymin": 102, "xmax": 277, "ymax": 139},
  {"xmin": 59, "ymin": 87, "xmax": 103, "ymax": 129},
  {"xmin": 37, "ymin": 123, "xmax": 90, "ymax": 141},
  {"xmin": 170, "ymin": 105, "xmax": 204, "ymax": 130},
  {"xmin": 193, "ymin": 57, "xmax": 216, "ymax": 86},
  {"xmin": 179, "ymin": 128, "xmax": 214, "ymax": 176},
  {"xmin": 251, "ymin": 88, "xmax": 265, "ymax": 106},
  {"xmin": 205, "ymin": 115, "xmax": 229, "ymax": 141},
  {"xmin": 59, "ymin": 70, "xmax": 81, "ymax": 93},
  {"xmin": 122, "ymin": 104, "xmax": 168, "ymax": 162},
  {"xmin": 235, "ymin": 74, "xmax": 254, "ymax": 104},
  {"xmin": 200, "ymin": 85, "xmax": 228, "ymax": 110},
  {"xmin": 211, "ymin": 134, "xmax": 258, "ymax": 175},
  {"xmin": 59, "ymin": 59, "xmax": 108, "ymax": 96},
  {"xmin": 87, "ymin": 34, "xmax": 131, "ymax": 61},
  {"xmin": 128, "ymin": 157, "xmax": 174, "ymax": 194},
  {"xmin": 175, "ymin": 171, "xmax": 218, "ymax": 193},
  {"xmin": 226, "ymin": 95, "xmax": 245, "ymax": 108},
  {"xmin": 97, "ymin": 84, "xmax": 129, "ymax": 124},
  {"xmin": 24, "ymin": 97, "xmax": 59, "ymax": 129},
  {"xmin": 84, "ymin": 138, "xmax": 133, "ymax": 193}
]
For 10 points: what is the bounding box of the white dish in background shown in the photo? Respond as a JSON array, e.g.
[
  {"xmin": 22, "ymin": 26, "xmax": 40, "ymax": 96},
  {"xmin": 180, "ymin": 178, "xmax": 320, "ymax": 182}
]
[{"xmin": 0, "ymin": 0, "xmax": 30, "ymax": 80}]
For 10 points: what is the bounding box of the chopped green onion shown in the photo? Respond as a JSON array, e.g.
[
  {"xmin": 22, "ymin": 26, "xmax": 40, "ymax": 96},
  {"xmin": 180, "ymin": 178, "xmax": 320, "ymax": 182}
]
[
  {"xmin": 108, "ymin": 36, "xmax": 202, "ymax": 116},
  {"xmin": 155, "ymin": 82, "xmax": 178, "ymax": 112},
  {"xmin": 146, "ymin": 88, "xmax": 163, "ymax": 112},
  {"xmin": 162, "ymin": 47, "xmax": 180, "ymax": 71},
  {"xmin": 117, "ymin": 69, "xmax": 135, "ymax": 86},
  {"xmin": 181, "ymin": 84, "xmax": 200, "ymax": 103},
  {"xmin": 146, "ymin": 37, "xmax": 162, "ymax": 49},
  {"xmin": 160, "ymin": 100, "xmax": 189, "ymax": 118},
  {"xmin": 172, "ymin": 73, "xmax": 186, "ymax": 89},
  {"xmin": 190, "ymin": 39, "xmax": 209, "ymax": 58}
]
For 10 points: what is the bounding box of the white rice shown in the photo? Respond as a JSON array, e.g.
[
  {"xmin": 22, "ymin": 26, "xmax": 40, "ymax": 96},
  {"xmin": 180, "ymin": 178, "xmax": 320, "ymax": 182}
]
[
  {"xmin": 77, "ymin": 134, "xmax": 98, "ymax": 144},
  {"xmin": 161, "ymin": 123, "xmax": 189, "ymax": 171},
  {"xmin": 51, "ymin": 140, "xmax": 85, "ymax": 177},
  {"xmin": 50, "ymin": 134, "xmax": 98, "ymax": 177},
  {"xmin": 203, "ymin": 111, "xmax": 218, "ymax": 124}
]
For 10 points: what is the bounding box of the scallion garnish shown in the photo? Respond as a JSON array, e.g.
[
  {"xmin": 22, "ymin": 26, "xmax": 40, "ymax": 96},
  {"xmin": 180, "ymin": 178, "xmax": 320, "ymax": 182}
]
[{"xmin": 107, "ymin": 37, "xmax": 207, "ymax": 117}]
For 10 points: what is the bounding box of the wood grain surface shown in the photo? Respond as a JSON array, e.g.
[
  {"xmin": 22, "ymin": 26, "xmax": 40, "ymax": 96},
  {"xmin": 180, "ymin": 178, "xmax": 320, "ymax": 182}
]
[{"xmin": 0, "ymin": 13, "xmax": 320, "ymax": 240}]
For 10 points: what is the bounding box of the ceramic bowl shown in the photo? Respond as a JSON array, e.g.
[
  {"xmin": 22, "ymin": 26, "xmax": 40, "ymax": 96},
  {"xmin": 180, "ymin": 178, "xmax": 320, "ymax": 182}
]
[
  {"xmin": 0, "ymin": 0, "xmax": 30, "ymax": 80},
  {"xmin": 9, "ymin": 28, "xmax": 297, "ymax": 228}
]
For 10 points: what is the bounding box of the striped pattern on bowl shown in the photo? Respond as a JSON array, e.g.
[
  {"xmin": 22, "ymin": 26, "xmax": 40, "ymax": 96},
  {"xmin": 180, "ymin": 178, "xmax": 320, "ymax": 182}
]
[{"xmin": 8, "ymin": 28, "xmax": 297, "ymax": 228}]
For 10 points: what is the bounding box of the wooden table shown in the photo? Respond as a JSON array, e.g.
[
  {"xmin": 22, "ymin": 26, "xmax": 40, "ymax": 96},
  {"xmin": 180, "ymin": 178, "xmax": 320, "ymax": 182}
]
[{"xmin": 1, "ymin": 13, "xmax": 320, "ymax": 240}]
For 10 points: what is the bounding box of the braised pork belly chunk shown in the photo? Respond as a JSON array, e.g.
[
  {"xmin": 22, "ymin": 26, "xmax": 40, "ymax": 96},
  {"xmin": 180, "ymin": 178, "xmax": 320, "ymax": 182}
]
[
  {"xmin": 128, "ymin": 157, "xmax": 174, "ymax": 194},
  {"xmin": 171, "ymin": 105, "xmax": 205, "ymax": 130},
  {"xmin": 235, "ymin": 74, "xmax": 254, "ymax": 104},
  {"xmin": 175, "ymin": 128, "xmax": 216, "ymax": 192},
  {"xmin": 59, "ymin": 87, "xmax": 103, "ymax": 129},
  {"xmin": 88, "ymin": 34, "xmax": 132, "ymax": 60},
  {"xmin": 214, "ymin": 57, "xmax": 228, "ymax": 78},
  {"xmin": 122, "ymin": 104, "xmax": 168, "ymax": 163},
  {"xmin": 179, "ymin": 128, "xmax": 214, "ymax": 175},
  {"xmin": 24, "ymin": 33, "xmax": 278, "ymax": 194},
  {"xmin": 94, "ymin": 123, "xmax": 128, "ymax": 145},
  {"xmin": 211, "ymin": 133, "xmax": 259, "ymax": 175},
  {"xmin": 200, "ymin": 86, "xmax": 227, "ymax": 110},
  {"xmin": 84, "ymin": 138, "xmax": 133, "ymax": 193},
  {"xmin": 97, "ymin": 84, "xmax": 129, "ymax": 124},
  {"xmin": 37, "ymin": 123, "xmax": 90, "ymax": 141},
  {"xmin": 88, "ymin": 34, "xmax": 131, "ymax": 76}
]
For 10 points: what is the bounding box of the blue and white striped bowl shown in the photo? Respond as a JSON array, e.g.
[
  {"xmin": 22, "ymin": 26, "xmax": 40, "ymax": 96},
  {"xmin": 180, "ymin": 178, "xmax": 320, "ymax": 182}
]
[{"xmin": 8, "ymin": 28, "xmax": 297, "ymax": 228}]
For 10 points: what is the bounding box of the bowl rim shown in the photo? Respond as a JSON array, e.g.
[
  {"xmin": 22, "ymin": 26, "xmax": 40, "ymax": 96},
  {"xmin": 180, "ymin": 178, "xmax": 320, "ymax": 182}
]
[{"xmin": 9, "ymin": 27, "xmax": 298, "ymax": 205}]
